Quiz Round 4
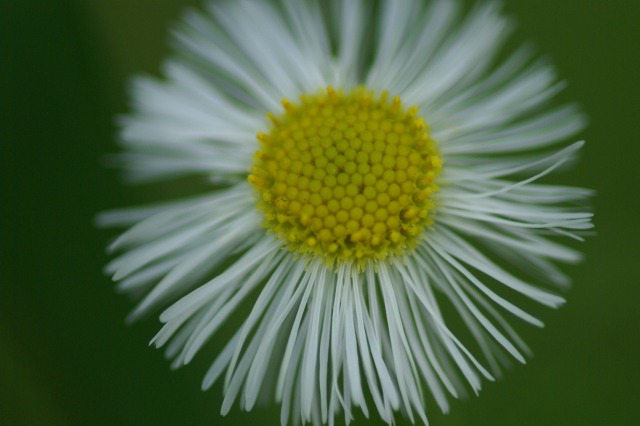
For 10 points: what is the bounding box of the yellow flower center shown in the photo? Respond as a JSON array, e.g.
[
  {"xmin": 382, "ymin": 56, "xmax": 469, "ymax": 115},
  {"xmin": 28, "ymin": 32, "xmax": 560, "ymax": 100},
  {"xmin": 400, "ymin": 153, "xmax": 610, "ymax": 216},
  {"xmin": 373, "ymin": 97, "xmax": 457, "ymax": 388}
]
[{"xmin": 248, "ymin": 87, "xmax": 441, "ymax": 267}]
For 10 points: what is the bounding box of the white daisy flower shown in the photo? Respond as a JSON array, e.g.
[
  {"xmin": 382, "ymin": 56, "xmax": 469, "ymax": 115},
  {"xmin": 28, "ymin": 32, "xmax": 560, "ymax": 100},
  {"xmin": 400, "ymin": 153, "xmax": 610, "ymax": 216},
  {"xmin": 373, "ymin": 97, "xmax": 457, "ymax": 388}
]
[{"xmin": 99, "ymin": 0, "xmax": 593, "ymax": 424}]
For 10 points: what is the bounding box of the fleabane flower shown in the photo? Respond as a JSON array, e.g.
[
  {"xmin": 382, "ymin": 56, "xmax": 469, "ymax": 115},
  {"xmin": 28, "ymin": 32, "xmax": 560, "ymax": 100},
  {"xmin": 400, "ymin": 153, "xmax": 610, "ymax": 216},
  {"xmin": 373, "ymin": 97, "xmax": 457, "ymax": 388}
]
[{"xmin": 99, "ymin": 0, "xmax": 593, "ymax": 425}]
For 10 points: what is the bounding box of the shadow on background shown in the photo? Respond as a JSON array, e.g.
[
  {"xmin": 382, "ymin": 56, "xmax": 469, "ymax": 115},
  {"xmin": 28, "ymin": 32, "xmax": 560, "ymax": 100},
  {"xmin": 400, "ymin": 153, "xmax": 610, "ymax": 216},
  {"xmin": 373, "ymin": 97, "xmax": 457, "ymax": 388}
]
[{"xmin": 2, "ymin": 0, "xmax": 639, "ymax": 425}]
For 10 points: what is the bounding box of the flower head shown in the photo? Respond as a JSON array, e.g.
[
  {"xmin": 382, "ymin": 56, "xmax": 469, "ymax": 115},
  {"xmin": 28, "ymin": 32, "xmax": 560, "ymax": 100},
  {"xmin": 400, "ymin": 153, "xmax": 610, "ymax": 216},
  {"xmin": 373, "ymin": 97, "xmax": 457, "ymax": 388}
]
[{"xmin": 100, "ymin": 0, "xmax": 593, "ymax": 424}]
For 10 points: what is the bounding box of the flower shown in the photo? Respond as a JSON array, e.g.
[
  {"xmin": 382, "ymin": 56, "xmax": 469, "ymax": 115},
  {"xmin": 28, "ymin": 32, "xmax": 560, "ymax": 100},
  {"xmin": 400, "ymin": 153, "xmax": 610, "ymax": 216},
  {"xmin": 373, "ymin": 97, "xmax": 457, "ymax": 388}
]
[{"xmin": 99, "ymin": 0, "xmax": 593, "ymax": 424}]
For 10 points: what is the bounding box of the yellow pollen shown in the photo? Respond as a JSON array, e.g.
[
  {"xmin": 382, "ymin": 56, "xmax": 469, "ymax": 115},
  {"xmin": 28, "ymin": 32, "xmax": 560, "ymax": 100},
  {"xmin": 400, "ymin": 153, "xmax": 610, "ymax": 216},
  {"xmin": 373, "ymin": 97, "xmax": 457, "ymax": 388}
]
[{"xmin": 249, "ymin": 86, "xmax": 441, "ymax": 268}]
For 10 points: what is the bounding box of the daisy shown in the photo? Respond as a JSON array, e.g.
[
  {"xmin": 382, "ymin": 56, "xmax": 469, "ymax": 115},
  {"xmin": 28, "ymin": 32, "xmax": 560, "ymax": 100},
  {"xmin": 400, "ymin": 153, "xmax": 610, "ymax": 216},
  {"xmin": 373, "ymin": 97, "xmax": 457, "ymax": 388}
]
[{"xmin": 99, "ymin": 0, "xmax": 593, "ymax": 424}]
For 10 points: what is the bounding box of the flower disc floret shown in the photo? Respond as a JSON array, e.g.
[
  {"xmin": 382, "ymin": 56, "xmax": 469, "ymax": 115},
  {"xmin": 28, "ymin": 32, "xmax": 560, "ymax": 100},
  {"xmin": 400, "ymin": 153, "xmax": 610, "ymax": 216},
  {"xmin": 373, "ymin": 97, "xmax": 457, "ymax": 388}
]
[{"xmin": 249, "ymin": 87, "xmax": 441, "ymax": 266}]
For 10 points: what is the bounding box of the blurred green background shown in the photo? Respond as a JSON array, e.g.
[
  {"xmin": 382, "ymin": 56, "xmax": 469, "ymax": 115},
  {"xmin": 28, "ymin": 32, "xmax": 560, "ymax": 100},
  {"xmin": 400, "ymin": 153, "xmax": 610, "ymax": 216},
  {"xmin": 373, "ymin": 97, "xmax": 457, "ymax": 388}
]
[{"xmin": 2, "ymin": 0, "xmax": 639, "ymax": 425}]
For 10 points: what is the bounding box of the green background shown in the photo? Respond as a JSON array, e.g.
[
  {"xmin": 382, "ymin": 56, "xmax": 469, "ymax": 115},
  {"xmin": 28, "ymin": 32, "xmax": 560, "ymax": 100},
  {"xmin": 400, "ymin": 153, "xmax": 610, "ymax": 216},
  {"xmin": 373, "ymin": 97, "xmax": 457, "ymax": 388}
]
[{"xmin": 2, "ymin": 1, "xmax": 639, "ymax": 425}]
